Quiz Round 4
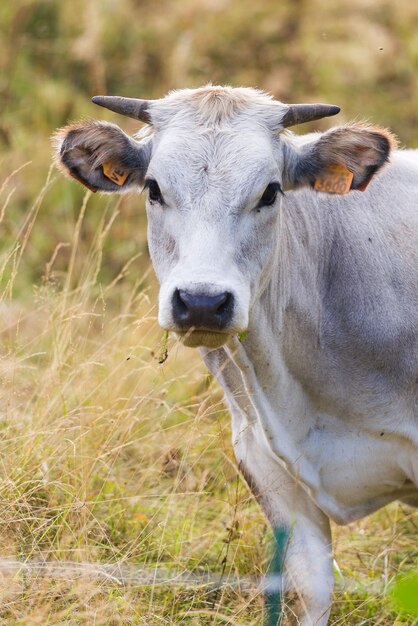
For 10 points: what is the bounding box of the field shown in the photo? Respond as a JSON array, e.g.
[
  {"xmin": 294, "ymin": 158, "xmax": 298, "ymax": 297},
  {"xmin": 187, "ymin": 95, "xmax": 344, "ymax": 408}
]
[{"xmin": 1, "ymin": 1, "xmax": 417, "ymax": 624}]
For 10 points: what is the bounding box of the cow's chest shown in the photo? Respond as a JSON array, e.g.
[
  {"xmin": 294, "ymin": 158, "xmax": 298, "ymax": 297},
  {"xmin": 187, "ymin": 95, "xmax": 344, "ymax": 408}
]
[
  {"xmin": 203, "ymin": 342, "xmax": 417, "ymax": 524},
  {"xmin": 229, "ymin": 386, "xmax": 416, "ymax": 524}
]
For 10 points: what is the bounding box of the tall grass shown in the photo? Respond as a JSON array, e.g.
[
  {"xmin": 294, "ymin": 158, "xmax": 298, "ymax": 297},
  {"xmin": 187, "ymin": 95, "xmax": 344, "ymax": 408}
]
[{"xmin": 0, "ymin": 162, "xmax": 416, "ymax": 625}]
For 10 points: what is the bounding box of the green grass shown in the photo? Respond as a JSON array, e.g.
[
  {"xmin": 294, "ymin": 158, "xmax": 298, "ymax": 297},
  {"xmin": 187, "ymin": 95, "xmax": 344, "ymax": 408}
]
[{"xmin": 0, "ymin": 170, "xmax": 416, "ymax": 625}]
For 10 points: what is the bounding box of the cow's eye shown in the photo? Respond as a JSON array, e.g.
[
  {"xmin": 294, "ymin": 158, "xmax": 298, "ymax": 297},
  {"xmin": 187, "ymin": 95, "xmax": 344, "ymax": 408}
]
[
  {"xmin": 145, "ymin": 179, "xmax": 164, "ymax": 204},
  {"xmin": 258, "ymin": 182, "xmax": 282, "ymax": 208}
]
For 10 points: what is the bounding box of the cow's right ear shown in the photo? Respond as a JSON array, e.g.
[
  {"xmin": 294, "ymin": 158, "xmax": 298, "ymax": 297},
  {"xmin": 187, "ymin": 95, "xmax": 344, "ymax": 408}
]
[{"xmin": 53, "ymin": 120, "xmax": 151, "ymax": 193}]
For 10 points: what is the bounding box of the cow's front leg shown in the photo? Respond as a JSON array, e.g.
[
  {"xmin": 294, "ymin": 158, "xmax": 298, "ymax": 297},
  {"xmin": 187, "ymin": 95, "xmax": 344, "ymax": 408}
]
[
  {"xmin": 236, "ymin": 436, "xmax": 333, "ymax": 625},
  {"xmin": 279, "ymin": 511, "xmax": 333, "ymax": 625}
]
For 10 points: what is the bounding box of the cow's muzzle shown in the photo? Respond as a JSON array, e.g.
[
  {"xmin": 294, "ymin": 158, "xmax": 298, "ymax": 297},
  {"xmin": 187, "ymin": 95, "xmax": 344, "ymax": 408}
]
[
  {"xmin": 158, "ymin": 279, "xmax": 249, "ymax": 348},
  {"xmin": 172, "ymin": 289, "xmax": 234, "ymax": 331}
]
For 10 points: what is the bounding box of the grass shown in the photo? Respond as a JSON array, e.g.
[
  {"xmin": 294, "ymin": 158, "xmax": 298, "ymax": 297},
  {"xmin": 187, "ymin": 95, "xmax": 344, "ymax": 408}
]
[
  {"xmin": 0, "ymin": 170, "xmax": 417, "ymax": 624},
  {"xmin": 1, "ymin": 1, "xmax": 417, "ymax": 622}
]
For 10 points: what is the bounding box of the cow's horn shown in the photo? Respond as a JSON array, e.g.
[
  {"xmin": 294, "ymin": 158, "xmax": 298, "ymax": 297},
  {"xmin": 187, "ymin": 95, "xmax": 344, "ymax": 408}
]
[
  {"xmin": 281, "ymin": 103, "xmax": 340, "ymax": 128},
  {"xmin": 91, "ymin": 96, "xmax": 152, "ymax": 123}
]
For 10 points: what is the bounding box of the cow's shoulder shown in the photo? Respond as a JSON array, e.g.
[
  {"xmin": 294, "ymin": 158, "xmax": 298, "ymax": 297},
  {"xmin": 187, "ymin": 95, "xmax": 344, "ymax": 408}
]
[{"xmin": 281, "ymin": 153, "xmax": 418, "ymax": 395}]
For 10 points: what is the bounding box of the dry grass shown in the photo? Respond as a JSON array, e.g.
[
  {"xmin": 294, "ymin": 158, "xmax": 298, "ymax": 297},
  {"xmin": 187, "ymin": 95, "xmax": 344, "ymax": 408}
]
[{"xmin": 0, "ymin": 169, "xmax": 416, "ymax": 625}]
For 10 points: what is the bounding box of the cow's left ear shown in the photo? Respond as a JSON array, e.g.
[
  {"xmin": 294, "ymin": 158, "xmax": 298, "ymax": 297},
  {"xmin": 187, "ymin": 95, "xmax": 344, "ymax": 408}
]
[{"xmin": 284, "ymin": 124, "xmax": 397, "ymax": 194}]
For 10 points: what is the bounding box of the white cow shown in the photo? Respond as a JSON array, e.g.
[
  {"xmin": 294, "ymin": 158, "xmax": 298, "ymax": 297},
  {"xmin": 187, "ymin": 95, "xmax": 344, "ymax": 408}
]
[{"xmin": 54, "ymin": 86, "xmax": 418, "ymax": 625}]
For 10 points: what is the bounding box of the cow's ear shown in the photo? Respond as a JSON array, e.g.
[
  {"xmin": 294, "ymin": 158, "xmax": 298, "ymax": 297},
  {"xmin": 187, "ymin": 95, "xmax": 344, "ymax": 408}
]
[
  {"xmin": 284, "ymin": 124, "xmax": 397, "ymax": 194},
  {"xmin": 53, "ymin": 120, "xmax": 151, "ymax": 193}
]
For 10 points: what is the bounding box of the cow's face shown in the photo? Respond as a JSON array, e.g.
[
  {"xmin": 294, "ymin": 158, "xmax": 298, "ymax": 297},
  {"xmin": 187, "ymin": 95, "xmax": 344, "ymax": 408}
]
[
  {"xmin": 54, "ymin": 87, "xmax": 394, "ymax": 348},
  {"xmin": 145, "ymin": 123, "xmax": 286, "ymax": 348}
]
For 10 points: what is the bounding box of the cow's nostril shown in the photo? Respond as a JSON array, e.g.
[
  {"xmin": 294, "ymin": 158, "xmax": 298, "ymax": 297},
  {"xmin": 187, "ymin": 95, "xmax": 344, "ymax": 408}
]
[
  {"xmin": 173, "ymin": 289, "xmax": 189, "ymax": 320},
  {"xmin": 172, "ymin": 289, "xmax": 234, "ymax": 330},
  {"xmin": 217, "ymin": 292, "xmax": 232, "ymax": 316}
]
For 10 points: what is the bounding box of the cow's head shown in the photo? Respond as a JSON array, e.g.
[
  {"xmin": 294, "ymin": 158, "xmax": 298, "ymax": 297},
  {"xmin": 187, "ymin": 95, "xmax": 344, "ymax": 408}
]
[{"xmin": 54, "ymin": 86, "xmax": 395, "ymax": 348}]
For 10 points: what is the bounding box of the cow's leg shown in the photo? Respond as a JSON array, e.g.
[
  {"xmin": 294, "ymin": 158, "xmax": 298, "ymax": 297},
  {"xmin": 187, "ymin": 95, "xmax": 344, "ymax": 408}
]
[
  {"xmin": 280, "ymin": 511, "xmax": 333, "ymax": 626},
  {"xmin": 202, "ymin": 349, "xmax": 334, "ymax": 623},
  {"xmin": 236, "ymin": 427, "xmax": 333, "ymax": 625}
]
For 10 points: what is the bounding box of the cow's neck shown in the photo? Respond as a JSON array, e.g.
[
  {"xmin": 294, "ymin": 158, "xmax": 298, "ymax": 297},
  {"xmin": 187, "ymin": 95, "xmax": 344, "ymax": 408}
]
[
  {"xmin": 245, "ymin": 194, "xmax": 329, "ymax": 382},
  {"xmin": 215, "ymin": 201, "xmax": 363, "ymax": 523},
  {"xmin": 223, "ymin": 194, "xmax": 329, "ymax": 439}
]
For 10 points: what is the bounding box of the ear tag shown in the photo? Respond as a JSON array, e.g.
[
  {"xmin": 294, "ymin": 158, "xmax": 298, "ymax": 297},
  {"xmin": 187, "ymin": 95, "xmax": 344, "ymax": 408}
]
[
  {"xmin": 314, "ymin": 164, "xmax": 353, "ymax": 195},
  {"xmin": 102, "ymin": 161, "xmax": 129, "ymax": 186}
]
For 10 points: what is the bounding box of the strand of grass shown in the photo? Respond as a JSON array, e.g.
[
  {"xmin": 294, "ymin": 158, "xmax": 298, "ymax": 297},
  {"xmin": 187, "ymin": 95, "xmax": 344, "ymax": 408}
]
[
  {"xmin": 0, "ymin": 243, "xmax": 20, "ymax": 299},
  {"xmin": 90, "ymin": 200, "xmax": 121, "ymax": 286},
  {"xmin": 0, "ymin": 161, "xmax": 31, "ymax": 199},
  {"xmin": 102, "ymin": 251, "xmax": 143, "ymax": 295},
  {"xmin": 0, "ymin": 187, "xmax": 15, "ymax": 226},
  {"xmin": 63, "ymin": 197, "xmax": 122, "ymax": 310},
  {"xmin": 43, "ymin": 242, "xmax": 71, "ymax": 284},
  {"xmin": 4, "ymin": 165, "xmax": 54, "ymax": 300},
  {"xmin": 61, "ymin": 188, "xmax": 91, "ymax": 310},
  {"xmin": 211, "ymin": 474, "xmax": 241, "ymax": 612},
  {"xmin": 120, "ymin": 272, "xmax": 154, "ymax": 316}
]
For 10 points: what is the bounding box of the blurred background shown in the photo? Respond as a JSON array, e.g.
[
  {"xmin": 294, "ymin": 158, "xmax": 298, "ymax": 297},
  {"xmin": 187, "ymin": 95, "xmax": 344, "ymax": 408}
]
[
  {"xmin": 0, "ymin": 2, "xmax": 417, "ymax": 624},
  {"xmin": 1, "ymin": 0, "xmax": 418, "ymax": 294}
]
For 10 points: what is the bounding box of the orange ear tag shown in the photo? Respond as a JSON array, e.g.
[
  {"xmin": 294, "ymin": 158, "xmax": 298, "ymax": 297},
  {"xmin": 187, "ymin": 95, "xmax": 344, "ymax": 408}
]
[
  {"xmin": 314, "ymin": 164, "xmax": 353, "ymax": 195},
  {"xmin": 102, "ymin": 162, "xmax": 129, "ymax": 186}
]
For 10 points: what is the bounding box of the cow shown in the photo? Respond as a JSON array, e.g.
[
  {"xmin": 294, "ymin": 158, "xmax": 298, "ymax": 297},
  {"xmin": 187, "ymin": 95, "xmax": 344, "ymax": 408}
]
[{"xmin": 54, "ymin": 85, "xmax": 418, "ymax": 625}]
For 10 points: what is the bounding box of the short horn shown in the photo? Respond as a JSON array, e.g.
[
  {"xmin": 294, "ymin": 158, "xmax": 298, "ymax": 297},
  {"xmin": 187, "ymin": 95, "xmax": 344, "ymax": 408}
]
[
  {"xmin": 281, "ymin": 103, "xmax": 340, "ymax": 128},
  {"xmin": 91, "ymin": 96, "xmax": 152, "ymax": 123}
]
